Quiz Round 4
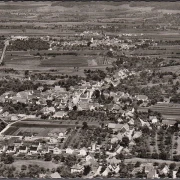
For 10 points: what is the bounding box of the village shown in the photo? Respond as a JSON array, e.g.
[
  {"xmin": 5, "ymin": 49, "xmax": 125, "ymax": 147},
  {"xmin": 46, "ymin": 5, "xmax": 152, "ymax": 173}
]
[
  {"xmin": 0, "ymin": 62, "xmax": 179, "ymax": 178},
  {"xmin": 0, "ymin": 1, "xmax": 180, "ymax": 179}
]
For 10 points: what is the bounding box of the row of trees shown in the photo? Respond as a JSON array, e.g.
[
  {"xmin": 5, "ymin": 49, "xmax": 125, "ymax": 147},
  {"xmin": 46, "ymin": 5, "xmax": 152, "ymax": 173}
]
[{"xmin": 7, "ymin": 38, "xmax": 49, "ymax": 51}]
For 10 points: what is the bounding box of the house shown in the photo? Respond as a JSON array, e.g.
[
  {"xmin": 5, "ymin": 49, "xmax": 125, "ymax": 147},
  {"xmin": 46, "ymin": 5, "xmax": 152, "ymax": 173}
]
[
  {"xmin": 78, "ymin": 100, "xmax": 89, "ymax": 111},
  {"xmin": 91, "ymin": 143, "xmax": 96, "ymax": 151},
  {"xmin": 139, "ymin": 119, "xmax": 151, "ymax": 129},
  {"xmin": 116, "ymin": 146, "xmax": 124, "ymax": 154},
  {"xmin": 160, "ymin": 165, "xmax": 169, "ymax": 175},
  {"xmin": 10, "ymin": 115, "xmax": 18, "ymax": 121},
  {"xmin": 54, "ymin": 86, "xmax": 66, "ymax": 92},
  {"xmin": 6, "ymin": 146, "xmax": 16, "ymax": 154},
  {"xmin": 149, "ymin": 116, "xmax": 158, "ymax": 124},
  {"xmin": 173, "ymin": 171, "xmax": 177, "ymax": 179},
  {"xmin": 86, "ymin": 154, "xmax": 94, "ymax": 162},
  {"xmin": 49, "ymin": 137, "xmax": 58, "ymax": 144},
  {"xmin": 117, "ymin": 133, "xmax": 124, "ymax": 141},
  {"xmin": 41, "ymin": 146, "xmax": 49, "ymax": 155},
  {"xmin": 107, "ymin": 156, "xmax": 121, "ymax": 165},
  {"xmin": 58, "ymin": 132, "xmax": 64, "ymax": 138},
  {"xmin": 108, "ymin": 123, "xmax": 124, "ymax": 130},
  {"xmin": 79, "ymin": 147, "xmax": 88, "ymax": 156},
  {"xmin": 32, "ymin": 141, "xmax": 41, "ymax": 150},
  {"xmin": 111, "ymin": 137, "xmax": 119, "ymax": 144},
  {"xmin": 19, "ymin": 146, "xmax": 28, "ymax": 154},
  {"xmin": 120, "ymin": 124, "xmax": 130, "ymax": 133},
  {"xmin": 0, "ymin": 145, "xmax": 6, "ymax": 154},
  {"xmin": 42, "ymin": 107, "xmax": 55, "ymax": 115},
  {"xmin": 133, "ymin": 131, "xmax": 142, "ymax": 139},
  {"xmin": 136, "ymin": 95, "xmax": 148, "ymax": 102},
  {"xmin": 129, "ymin": 140, "xmax": 136, "ymax": 148},
  {"xmin": 145, "ymin": 165, "xmax": 159, "ymax": 179},
  {"xmin": 132, "ymin": 167, "xmax": 143, "ymax": 175},
  {"xmin": 162, "ymin": 120, "xmax": 177, "ymax": 126},
  {"xmin": 50, "ymin": 172, "xmax": 61, "ymax": 179},
  {"xmin": 29, "ymin": 146, "xmax": 38, "ymax": 154},
  {"xmin": 48, "ymin": 146, "xmax": 55, "ymax": 153},
  {"xmin": 66, "ymin": 147, "xmax": 74, "ymax": 154},
  {"xmin": 53, "ymin": 111, "xmax": 67, "ymax": 119},
  {"xmin": 14, "ymin": 139, "xmax": 23, "ymax": 147},
  {"xmin": 71, "ymin": 164, "xmax": 84, "ymax": 173},
  {"xmin": 53, "ymin": 147, "xmax": 62, "ymax": 155},
  {"xmin": 102, "ymin": 167, "xmax": 111, "ymax": 176}
]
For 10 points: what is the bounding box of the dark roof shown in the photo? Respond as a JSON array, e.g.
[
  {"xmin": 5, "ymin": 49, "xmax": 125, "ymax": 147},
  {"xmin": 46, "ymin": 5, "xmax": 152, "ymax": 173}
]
[
  {"xmin": 7, "ymin": 146, "xmax": 15, "ymax": 151},
  {"xmin": 30, "ymin": 146, "xmax": 38, "ymax": 151},
  {"xmin": 19, "ymin": 146, "xmax": 27, "ymax": 150}
]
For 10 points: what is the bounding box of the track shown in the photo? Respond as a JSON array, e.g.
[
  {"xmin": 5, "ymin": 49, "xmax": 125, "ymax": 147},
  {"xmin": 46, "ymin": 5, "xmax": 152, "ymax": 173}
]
[{"xmin": 0, "ymin": 40, "xmax": 9, "ymax": 65}]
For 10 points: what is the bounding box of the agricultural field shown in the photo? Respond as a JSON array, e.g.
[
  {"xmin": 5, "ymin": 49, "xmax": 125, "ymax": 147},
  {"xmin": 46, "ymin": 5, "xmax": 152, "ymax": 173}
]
[
  {"xmin": 149, "ymin": 103, "xmax": 180, "ymax": 118},
  {"xmin": 2, "ymin": 118, "xmax": 105, "ymax": 137},
  {"xmin": 3, "ymin": 125, "xmax": 67, "ymax": 137}
]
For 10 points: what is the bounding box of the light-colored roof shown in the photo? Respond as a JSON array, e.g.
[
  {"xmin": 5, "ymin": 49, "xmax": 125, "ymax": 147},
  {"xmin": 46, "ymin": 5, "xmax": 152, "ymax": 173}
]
[
  {"xmin": 50, "ymin": 172, "xmax": 61, "ymax": 178},
  {"xmin": 108, "ymin": 123, "xmax": 124, "ymax": 129}
]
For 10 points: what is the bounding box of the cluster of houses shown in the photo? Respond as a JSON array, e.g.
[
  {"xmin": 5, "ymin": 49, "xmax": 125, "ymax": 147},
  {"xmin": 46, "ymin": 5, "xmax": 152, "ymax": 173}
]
[{"xmin": 60, "ymin": 33, "xmax": 152, "ymax": 50}]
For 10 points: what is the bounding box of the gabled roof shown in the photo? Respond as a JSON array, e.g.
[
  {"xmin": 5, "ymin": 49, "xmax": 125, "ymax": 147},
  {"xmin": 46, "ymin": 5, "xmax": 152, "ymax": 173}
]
[
  {"xmin": 19, "ymin": 146, "xmax": 27, "ymax": 150},
  {"xmin": 108, "ymin": 123, "xmax": 124, "ymax": 129},
  {"xmin": 30, "ymin": 146, "xmax": 38, "ymax": 151},
  {"xmin": 7, "ymin": 146, "xmax": 15, "ymax": 151},
  {"xmin": 50, "ymin": 172, "xmax": 61, "ymax": 178},
  {"xmin": 71, "ymin": 164, "xmax": 84, "ymax": 170}
]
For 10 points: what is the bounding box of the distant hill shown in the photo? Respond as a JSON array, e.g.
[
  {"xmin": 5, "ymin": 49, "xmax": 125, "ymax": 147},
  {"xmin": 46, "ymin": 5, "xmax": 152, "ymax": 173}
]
[{"xmin": 51, "ymin": 1, "xmax": 180, "ymax": 11}]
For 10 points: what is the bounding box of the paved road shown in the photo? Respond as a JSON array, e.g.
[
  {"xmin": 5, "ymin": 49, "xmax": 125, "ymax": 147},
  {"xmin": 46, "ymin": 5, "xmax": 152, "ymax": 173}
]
[{"xmin": 124, "ymin": 157, "xmax": 180, "ymax": 165}]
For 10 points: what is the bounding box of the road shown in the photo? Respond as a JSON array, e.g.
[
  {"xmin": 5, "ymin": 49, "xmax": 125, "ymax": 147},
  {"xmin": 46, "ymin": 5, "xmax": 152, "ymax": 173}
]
[
  {"xmin": 124, "ymin": 157, "xmax": 180, "ymax": 165},
  {"xmin": 0, "ymin": 40, "xmax": 9, "ymax": 64}
]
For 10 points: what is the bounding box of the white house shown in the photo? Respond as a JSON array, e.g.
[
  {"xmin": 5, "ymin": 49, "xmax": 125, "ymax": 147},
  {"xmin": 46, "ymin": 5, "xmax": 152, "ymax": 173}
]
[
  {"xmin": 116, "ymin": 146, "xmax": 124, "ymax": 154},
  {"xmin": 53, "ymin": 111, "xmax": 68, "ymax": 119},
  {"xmin": 102, "ymin": 167, "xmax": 111, "ymax": 176},
  {"xmin": 58, "ymin": 132, "xmax": 64, "ymax": 138},
  {"xmin": 0, "ymin": 146, "xmax": 6, "ymax": 154},
  {"xmin": 79, "ymin": 147, "xmax": 88, "ymax": 156},
  {"xmin": 66, "ymin": 147, "xmax": 74, "ymax": 154},
  {"xmin": 71, "ymin": 164, "xmax": 84, "ymax": 173},
  {"xmin": 6, "ymin": 146, "xmax": 16, "ymax": 154},
  {"xmin": 86, "ymin": 154, "xmax": 94, "ymax": 162},
  {"xmin": 49, "ymin": 137, "xmax": 58, "ymax": 144},
  {"xmin": 50, "ymin": 172, "xmax": 61, "ymax": 179},
  {"xmin": 173, "ymin": 171, "xmax": 177, "ymax": 179},
  {"xmin": 53, "ymin": 147, "xmax": 62, "ymax": 155},
  {"xmin": 161, "ymin": 165, "xmax": 169, "ymax": 175},
  {"xmin": 136, "ymin": 95, "xmax": 148, "ymax": 102}
]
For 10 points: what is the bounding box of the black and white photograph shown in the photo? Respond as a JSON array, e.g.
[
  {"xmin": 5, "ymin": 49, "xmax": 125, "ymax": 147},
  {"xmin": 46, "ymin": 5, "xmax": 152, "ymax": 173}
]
[{"xmin": 0, "ymin": 0, "xmax": 180, "ymax": 178}]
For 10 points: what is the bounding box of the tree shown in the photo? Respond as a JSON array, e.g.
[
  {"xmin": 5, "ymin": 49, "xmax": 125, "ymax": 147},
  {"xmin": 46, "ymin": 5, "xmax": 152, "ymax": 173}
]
[
  {"xmin": 21, "ymin": 165, "xmax": 27, "ymax": 171},
  {"xmin": 73, "ymin": 106, "xmax": 77, "ymax": 111},
  {"xmin": 82, "ymin": 122, "xmax": 88, "ymax": 129},
  {"xmin": 83, "ymin": 165, "xmax": 91, "ymax": 175},
  {"xmin": 44, "ymin": 153, "xmax": 52, "ymax": 161},
  {"xmin": 3, "ymin": 154, "xmax": 14, "ymax": 164},
  {"xmin": 120, "ymin": 136, "xmax": 130, "ymax": 147},
  {"xmin": 169, "ymin": 163, "xmax": 176, "ymax": 170},
  {"xmin": 24, "ymin": 70, "xmax": 29, "ymax": 78},
  {"xmin": 135, "ymin": 161, "xmax": 141, "ymax": 167}
]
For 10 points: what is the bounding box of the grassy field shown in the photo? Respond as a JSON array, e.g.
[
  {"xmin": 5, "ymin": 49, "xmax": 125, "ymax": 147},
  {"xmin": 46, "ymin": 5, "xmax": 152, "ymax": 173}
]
[{"xmin": 11, "ymin": 160, "xmax": 59, "ymax": 171}]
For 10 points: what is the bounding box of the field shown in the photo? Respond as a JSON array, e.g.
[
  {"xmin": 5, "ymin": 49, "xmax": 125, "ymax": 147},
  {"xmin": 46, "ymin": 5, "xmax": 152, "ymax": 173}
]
[
  {"xmin": 150, "ymin": 103, "xmax": 180, "ymax": 118},
  {"xmin": 11, "ymin": 160, "xmax": 60, "ymax": 171},
  {"xmin": 2, "ymin": 118, "xmax": 107, "ymax": 137}
]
